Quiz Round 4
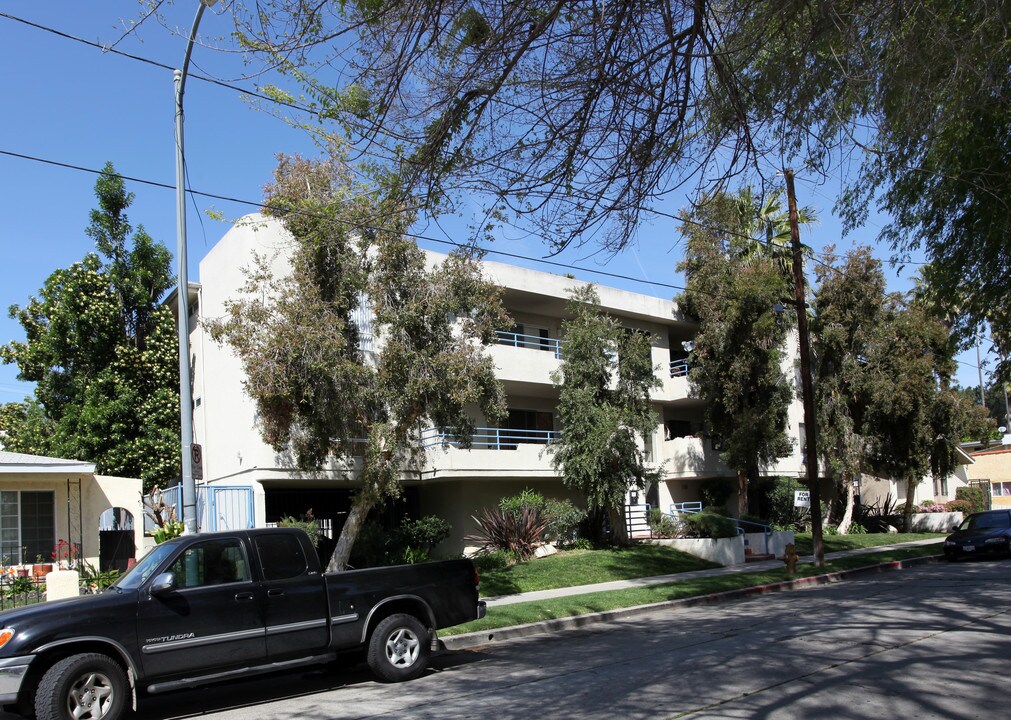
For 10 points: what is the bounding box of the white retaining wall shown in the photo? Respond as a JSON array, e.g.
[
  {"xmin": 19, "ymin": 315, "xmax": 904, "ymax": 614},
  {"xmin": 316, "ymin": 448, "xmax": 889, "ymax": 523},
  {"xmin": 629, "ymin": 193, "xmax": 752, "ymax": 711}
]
[
  {"xmin": 649, "ymin": 530, "xmax": 795, "ymax": 567},
  {"xmin": 909, "ymin": 512, "xmax": 963, "ymax": 532}
]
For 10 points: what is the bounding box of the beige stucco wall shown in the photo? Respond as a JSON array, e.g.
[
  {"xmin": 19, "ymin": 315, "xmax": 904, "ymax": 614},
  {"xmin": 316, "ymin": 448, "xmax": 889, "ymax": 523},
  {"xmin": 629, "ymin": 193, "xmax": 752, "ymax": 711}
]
[
  {"xmin": 967, "ymin": 448, "xmax": 1011, "ymax": 508},
  {"xmin": 0, "ymin": 473, "xmax": 143, "ymax": 568},
  {"xmin": 418, "ymin": 478, "xmax": 582, "ymax": 556}
]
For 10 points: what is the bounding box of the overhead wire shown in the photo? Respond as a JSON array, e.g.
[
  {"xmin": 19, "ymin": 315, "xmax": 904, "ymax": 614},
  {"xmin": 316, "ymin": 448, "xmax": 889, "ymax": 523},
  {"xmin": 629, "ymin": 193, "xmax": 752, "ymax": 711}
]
[{"xmin": 0, "ymin": 10, "xmax": 988, "ymax": 377}]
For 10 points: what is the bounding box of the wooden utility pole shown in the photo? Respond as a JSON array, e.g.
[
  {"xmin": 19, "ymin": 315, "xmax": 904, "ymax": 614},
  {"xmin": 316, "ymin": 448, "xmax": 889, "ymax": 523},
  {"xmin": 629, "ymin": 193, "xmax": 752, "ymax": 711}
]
[{"xmin": 784, "ymin": 169, "xmax": 824, "ymax": 567}]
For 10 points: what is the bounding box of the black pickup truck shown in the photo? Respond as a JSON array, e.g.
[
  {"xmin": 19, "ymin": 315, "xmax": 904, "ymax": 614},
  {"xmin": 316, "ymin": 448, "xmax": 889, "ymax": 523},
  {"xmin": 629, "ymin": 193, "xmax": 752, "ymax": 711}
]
[{"xmin": 0, "ymin": 528, "xmax": 485, "ymax": 720}]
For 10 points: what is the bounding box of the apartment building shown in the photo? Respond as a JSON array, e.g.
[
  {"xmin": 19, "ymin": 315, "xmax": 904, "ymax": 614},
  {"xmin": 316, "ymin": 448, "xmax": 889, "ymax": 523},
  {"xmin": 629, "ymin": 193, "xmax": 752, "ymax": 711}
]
[{"xmin": 188, "ymin": 215, "xmax": 807, "ymax": 552}]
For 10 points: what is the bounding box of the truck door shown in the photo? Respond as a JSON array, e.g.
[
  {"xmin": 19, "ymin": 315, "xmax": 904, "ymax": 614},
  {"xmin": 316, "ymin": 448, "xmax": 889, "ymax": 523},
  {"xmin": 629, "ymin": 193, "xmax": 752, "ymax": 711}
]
[
  {"xmin": 253, "ymin": 532, "xmax": 330, "ymax": 659},
  {"xmin": 137, "ymin": 537, "xmax": 266, "ymax": 678}
]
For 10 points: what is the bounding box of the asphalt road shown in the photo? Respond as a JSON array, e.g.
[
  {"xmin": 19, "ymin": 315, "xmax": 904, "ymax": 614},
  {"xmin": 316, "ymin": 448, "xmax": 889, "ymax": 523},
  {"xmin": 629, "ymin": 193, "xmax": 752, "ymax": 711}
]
[{"xmin": 16, "ymin": 558, "xmax": 1011, "ymax": 720}]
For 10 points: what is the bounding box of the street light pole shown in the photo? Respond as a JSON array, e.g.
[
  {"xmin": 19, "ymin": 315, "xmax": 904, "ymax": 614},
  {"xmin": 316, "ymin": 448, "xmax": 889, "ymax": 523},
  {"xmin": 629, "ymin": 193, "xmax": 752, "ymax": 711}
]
[{"xmin": 175, "ymin": 0, "xmax": 217, "ymax": 535}]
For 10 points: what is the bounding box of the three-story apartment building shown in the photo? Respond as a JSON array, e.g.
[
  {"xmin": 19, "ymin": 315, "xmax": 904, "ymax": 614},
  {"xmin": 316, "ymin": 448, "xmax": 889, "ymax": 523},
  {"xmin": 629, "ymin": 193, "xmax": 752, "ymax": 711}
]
[{"xmin": 187, "ymin": 215, "xmax": 807, "ymax": 552}]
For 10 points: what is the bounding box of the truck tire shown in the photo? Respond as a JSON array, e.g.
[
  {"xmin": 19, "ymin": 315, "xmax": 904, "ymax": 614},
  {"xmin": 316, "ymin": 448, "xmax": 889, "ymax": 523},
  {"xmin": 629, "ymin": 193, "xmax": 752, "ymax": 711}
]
[
  {"xmin": 35, "ymin": 653, "xmax": 127, "ymax": 720},
  {"xmin": 367, "ymin": 613, "xmax": 431, "ymax": 682}
]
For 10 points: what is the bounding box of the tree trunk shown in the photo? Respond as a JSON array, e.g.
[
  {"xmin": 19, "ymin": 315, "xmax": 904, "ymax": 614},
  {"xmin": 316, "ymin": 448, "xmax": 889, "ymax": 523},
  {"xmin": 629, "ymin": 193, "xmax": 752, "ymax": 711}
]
[
  {"xmin": 837, "ymin": 475, "xmax": 855, "ymax": 535},
  {"xmin": 326, "ymin": 492, "xmax": 377, "ymax": 572},
  {"xmin": 737, "ymin": 468, "xmax": 748, "ymax": 517},
  {"xmin": 903, "ymin": 476, "xmax": 916, "ymax": 533},
  {"xmin": 608, "ymin": 505, "xmax": 629, "ymax": 545}
]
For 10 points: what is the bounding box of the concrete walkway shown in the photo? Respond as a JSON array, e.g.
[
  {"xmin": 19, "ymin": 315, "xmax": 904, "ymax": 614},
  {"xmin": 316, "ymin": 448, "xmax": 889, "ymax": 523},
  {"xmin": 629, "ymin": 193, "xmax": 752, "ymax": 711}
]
[{"xmin": 483, "ymin": 538, "xmax": 945, "ymax": 607}]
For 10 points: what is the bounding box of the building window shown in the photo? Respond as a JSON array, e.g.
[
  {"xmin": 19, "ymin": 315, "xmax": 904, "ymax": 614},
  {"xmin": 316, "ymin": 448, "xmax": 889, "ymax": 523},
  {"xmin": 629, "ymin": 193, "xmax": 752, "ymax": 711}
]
[
  {"xmin": 507, "ymin": 409, "xmax": 554, "ymax": 443},
  {"xmin": 0, "ymin": 490, "xmax": 55, "ymax": 565}
]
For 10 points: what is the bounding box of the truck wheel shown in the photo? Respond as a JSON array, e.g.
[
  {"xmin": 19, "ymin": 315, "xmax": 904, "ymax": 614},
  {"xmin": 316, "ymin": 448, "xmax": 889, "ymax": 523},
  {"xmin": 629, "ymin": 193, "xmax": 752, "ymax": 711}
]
[
  {"xmin": 35, "ymin": 653, "xmax": 127, "ymax": 720},
  {"xmin": 367, "ymin": 613, "xmax": 431, "ymax": 682}
]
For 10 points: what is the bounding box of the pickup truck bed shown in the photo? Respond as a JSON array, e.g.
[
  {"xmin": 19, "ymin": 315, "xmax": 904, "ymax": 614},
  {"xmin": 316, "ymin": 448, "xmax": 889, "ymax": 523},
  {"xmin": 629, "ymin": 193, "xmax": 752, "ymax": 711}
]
[{"xmin": 0, "ymin": 528, "xmax": 485, "ymax": 720}]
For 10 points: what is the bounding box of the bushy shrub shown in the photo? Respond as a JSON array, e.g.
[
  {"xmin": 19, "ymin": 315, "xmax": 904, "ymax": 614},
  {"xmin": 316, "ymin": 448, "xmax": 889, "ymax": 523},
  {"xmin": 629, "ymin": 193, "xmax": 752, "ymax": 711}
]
[
  {"xmin": 647, "ymin": 508, "xmax": 682, "ymax": 538},
  {"xmin": 466, "ymin": 507, "xmax": 547, "ymax": 561},
  {"xmin": 350, "ymin": 514, "xmax": 453, "ymax": 567},
  {"xmin": 498, "ymin": 489, "xmax": 585, "ymax": 547},
  {"xmin": 955, "ymin": 486, "xmax": 986, "ymax": 514},
  {"xmin": 681, "ymin": 509, "xmax": 738, "ymax": 539},
  {"xmin": 397, "ymin": 516, "xmax": 452, "ymax": 553},
  {"xmin": 541, "ymin": 499, "xmax": 586, "ymax": 546},
  {"xmin": 470, "ymin": 549, "xmax": 511, "ymax": 573},
  {"xmin": 278, "ymin": 511, "xmax": 321, "ymax": 548},
  {"xmin": 917, "ymin": 502, "xmax": 948, "ymax": 513},
  {"xmin": 499, "ymin": 488, "xmax": 544, "ymax": 517},
  {"xmin": 945, "ymin": 499, "xmax": 974, "ymax": 514}
]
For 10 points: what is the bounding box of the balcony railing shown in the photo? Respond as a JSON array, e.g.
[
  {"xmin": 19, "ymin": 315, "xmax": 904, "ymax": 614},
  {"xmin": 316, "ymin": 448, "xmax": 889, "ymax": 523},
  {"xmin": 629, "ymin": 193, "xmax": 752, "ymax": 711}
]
[
  {"xmin": 495, "ymin": 330, "xmax": 562, "ymax": 358},
  {"xmin": 669, "ymin": 359, "xmax": 689, "ymax": 377},
  {"xmin": 421, "ymin": 426, "xmax": 560, "ymax": 449}
]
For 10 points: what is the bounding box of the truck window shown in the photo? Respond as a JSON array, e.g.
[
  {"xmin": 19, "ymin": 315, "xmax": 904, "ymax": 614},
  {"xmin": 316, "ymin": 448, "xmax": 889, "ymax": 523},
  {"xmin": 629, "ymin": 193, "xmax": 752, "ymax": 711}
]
[
  {"xmin": 168, "ymin": 538, "xmax": 251, "ymax": 588},
  {"xmin": 255, "ymin": 533, "xmax": 308, "ymax": 580}
]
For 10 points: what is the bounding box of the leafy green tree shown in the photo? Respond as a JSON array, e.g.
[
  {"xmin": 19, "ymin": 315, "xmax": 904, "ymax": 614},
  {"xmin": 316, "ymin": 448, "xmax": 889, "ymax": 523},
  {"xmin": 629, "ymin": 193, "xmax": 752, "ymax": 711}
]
[
  {"xmin": 209, "ymin": 150, "xmax": 507, "ymax": 571},
  {"xmin": 676, "ymin": 192, "xmax": 794, "ymax": 517},
  {"xmin": 722, "ymin": 0, "xmax": 1011, "ymax": 361},
  {"xmin": 863, "ymin": 302, "xmax": 992, "ymax": 530},
  {"xmin": 549, "ymin": 285, "xmax": 660, "ymax": 541},
  {"xmin": 1, "ymin": 164, "xmax": 179, "ymax": 488},
  {"xmin": 0, "ymin": 400, "xmax": 52, "ymax": 454},
  {"xmin": 810, "ymin": 247, "xmax": 886, "ymax": 533},
  {"xmin": 954, "ymin": 382, "xmax": 1010, "ymax": 436}
]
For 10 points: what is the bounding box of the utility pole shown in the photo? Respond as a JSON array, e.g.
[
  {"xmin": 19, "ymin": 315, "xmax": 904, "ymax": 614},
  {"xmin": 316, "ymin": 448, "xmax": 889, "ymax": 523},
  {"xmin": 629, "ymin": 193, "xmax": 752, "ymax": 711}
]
[{"xmin": 784, "ymin": 169, "xmax": 824, "ymax": 568}]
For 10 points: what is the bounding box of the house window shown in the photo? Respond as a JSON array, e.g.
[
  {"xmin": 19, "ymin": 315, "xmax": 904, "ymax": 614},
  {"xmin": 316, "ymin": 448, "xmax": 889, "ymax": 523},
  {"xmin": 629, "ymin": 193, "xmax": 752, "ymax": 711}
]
[
  {"xmin": 992, "ymin": 482, "xmax": 1011, "ymax": 497},
  {"xmin": 0, "ymin": 490, "xmax": 55, "ymax": 565}
]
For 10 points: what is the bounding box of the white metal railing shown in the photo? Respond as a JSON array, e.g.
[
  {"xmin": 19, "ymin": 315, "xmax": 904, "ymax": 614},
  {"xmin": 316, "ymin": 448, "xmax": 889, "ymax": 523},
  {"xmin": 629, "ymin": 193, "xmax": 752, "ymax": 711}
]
[
  {"xmin": 420, "ymin": 426, "xmax": 560, "ymax": 449},
  {"xmin": 495, "ymin": 330, "xmax": 563, "ymax": 358},
  {"xmin": 669, "ymin": 359, "xmax": 689, "ymax": 377}
]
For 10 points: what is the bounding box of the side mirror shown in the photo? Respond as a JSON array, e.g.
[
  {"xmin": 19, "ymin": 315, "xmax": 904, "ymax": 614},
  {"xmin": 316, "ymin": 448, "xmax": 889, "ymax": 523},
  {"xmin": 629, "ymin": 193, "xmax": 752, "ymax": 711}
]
[{"xmin": 150, "ymin": 572, "xmax": 177, "ymax": 596}]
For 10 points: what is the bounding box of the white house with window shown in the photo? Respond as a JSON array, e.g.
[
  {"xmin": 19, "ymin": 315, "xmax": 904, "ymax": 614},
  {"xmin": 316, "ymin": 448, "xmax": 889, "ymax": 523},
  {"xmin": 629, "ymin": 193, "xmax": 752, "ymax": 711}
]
[
  {"xmin": 0, "ymin": 451, "xmax": 144, "ymax": 572},
  {"xmin": 186, "ymin": 215, "xmax": 809, "ymax": 552}
]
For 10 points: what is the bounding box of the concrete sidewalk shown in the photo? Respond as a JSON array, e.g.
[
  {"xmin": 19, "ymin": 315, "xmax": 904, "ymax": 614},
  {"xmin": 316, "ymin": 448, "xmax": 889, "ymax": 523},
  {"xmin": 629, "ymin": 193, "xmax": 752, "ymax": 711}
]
[{"xmin": 483, "ymin": 538, "xmax": 945, "ymax": 607}]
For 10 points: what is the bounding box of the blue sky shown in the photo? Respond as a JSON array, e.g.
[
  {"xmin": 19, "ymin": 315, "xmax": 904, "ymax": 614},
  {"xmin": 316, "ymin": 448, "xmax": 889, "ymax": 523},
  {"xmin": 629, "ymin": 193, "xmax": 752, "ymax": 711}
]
[{"xmin": 0, "ymin": 1, "xmax": 992, "ymax": 405}]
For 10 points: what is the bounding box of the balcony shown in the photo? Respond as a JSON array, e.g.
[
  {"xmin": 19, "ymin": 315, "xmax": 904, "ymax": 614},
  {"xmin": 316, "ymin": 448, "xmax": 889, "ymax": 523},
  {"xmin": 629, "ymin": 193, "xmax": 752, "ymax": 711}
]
[
  {"xmin": 494, "ymin": 330, "xmax": 562, "ymax": 358},
  {"xmin": 655, "ymin": 436, "xmax": 729, "ymax": 478},
  {"xmin": 421, "ymin": 426, "xmax": 559, "ymax": 449},
  {"xmin": 420, "ymin": 426, "xmax": 560, "ymax": 477},
  {"xmin": 490, "ymin": 331, "xmax": 562, "ymax": 387}
]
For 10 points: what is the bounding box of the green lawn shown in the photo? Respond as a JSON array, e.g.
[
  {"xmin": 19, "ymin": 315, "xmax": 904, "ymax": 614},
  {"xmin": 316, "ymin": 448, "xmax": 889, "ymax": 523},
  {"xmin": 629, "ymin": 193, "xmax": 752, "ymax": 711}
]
[
  {"xmin": 446, "ymin": 544, "xmax": 942, "ymax": 636},
  {"xmin": 477, "ymin": 544, "xmax": 721, "ymax": 597},
  {"xmin": 792, "ymin": 532, "xmax": 946, "ymax": 555}
]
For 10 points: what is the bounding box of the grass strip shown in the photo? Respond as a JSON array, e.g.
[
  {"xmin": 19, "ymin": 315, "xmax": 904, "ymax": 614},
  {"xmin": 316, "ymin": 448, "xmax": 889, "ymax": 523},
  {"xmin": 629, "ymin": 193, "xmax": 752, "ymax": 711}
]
[
  {"xmin": 478, "ymin": 544, "xmax": 720, "ymax": 597},
  {"xmin": 445, "ymin": 545, "xmax": 941, "ymax": 636},
  {"xmin": 791, "ymin": 532, "xmax": 945, "ymax": 556}
]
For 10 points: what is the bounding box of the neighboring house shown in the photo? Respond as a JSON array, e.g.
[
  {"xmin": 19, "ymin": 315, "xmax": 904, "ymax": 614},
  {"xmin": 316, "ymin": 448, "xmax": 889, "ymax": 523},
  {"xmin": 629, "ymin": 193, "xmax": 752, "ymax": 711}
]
[
  {"xmin": 858, "ymin": 446, "xmax": 976, "ymax": 510},
  {"xmin": 0, "ymin": 451, "xmax": 144, "ymax": 573},
  {"xmin": 187, "ymin": 214, "xmax": 809, "ymax": 553},
  {"xmin": 965, "ymin": 444, "xmax": 1011, "ymax": 510}
]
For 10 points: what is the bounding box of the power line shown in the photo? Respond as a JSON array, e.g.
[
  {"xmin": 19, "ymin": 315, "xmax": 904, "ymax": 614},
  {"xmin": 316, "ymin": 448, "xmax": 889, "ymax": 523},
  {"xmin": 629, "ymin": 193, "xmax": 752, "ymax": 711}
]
[
  {"xmin": 0, "ymin": 10, "xmax": 313, "ymax": 117},
  {"xmin": 0, "ymin": 148, "xmax": 687, "ymax": 293},
  {"xmin": 0, "ymin": 148, "xmax": 991, "ymax": 378}
]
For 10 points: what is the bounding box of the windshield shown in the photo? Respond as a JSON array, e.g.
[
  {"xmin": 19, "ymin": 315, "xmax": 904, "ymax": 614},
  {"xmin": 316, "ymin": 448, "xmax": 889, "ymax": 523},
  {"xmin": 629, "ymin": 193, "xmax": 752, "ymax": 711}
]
[
  {"xmin": 112, "ymin": 542, "xmax": 179, "ymax": 590},
  {"xmin": 959, "ymin": 513, "xmax": 1011, "ymax": 532}
]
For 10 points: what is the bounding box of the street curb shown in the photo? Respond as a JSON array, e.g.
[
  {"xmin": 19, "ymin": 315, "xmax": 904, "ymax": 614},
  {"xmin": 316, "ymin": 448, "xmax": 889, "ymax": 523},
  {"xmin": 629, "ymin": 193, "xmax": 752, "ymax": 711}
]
[{"xmin": 442, "ymin": 554, "xmax": 943, "ymax": 651}]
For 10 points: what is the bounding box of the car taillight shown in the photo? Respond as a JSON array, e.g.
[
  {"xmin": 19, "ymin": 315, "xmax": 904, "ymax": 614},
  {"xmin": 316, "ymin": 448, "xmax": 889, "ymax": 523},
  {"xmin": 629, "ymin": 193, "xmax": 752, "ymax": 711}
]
[{"xmin": 474, "ymin": 567, "xmax": 480, "ymax": 587}]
